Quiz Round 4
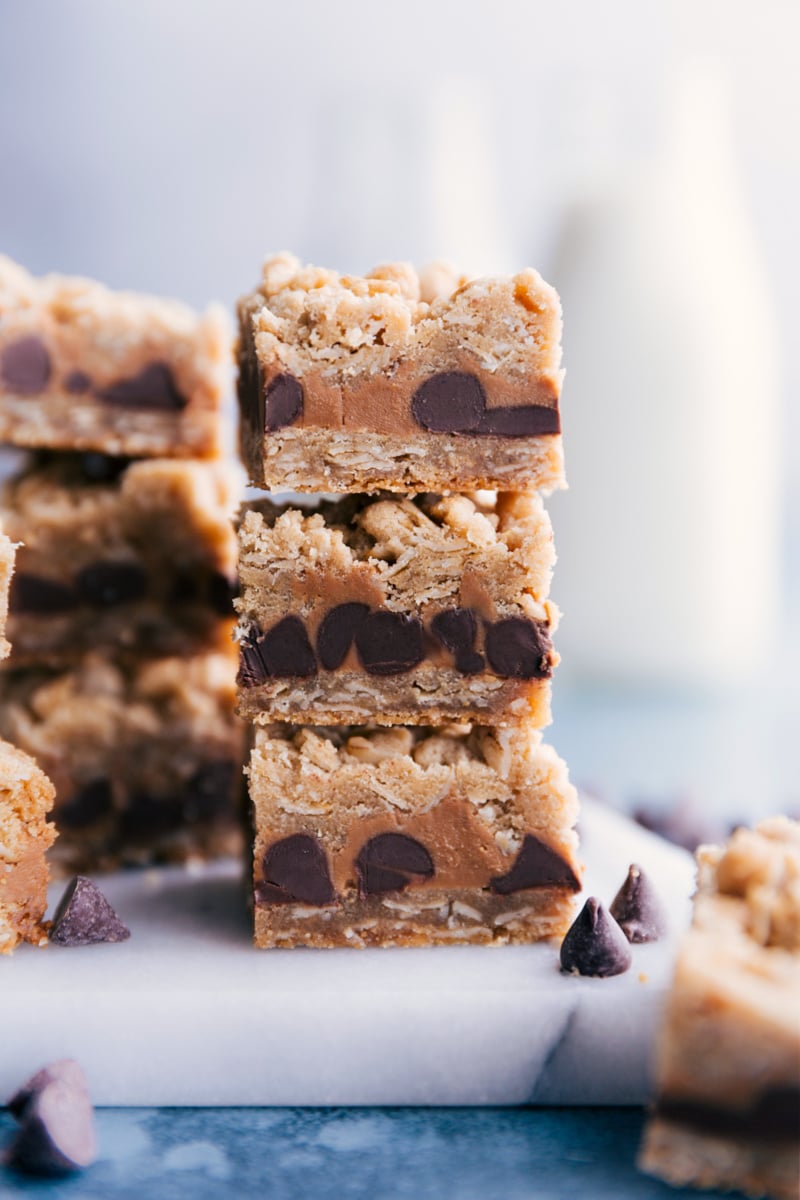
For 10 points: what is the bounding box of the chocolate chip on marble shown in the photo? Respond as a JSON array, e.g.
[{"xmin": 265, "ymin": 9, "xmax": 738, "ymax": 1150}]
[
  {"xmin": 49, "ymin": 876, "xmax": 130, "ymax": 946},
  {"xmin": 479, "ymin": 404, "xmax": 561, "ymax": 437},
  {"xmin": 259, "ymin": 615, "xmax": 317, "ymax": 677},
  {"xmin": 265, "ymin": 372, "xmax": 304, "ymax": 431},
  {"xmin": 484, "ymin": 617, "xmax": 553, "ymax": 679},
  {"xmin": 182, "ymin": 759, "xmax": 236, "ymax": 822},
  {"xmin": 207, "ymin": 571, "xmax": 239, "ymax": 616},
  {"xmin": 9, "ymin": 574, "xmax": 79, "ymax": 614},
  {"xmin": 258, "ymin": 834, "xmax": 336, "ymax": 906},
  {"xmin": 5, "ymin": 1060, "xmax": 96, "ymax": 1176},
  {"xmin": 237, "ymin": 632, "xmax": 268, "ymax": 688},
  {"xmin": 411, "ymin": 371, "xmax": 486, "ymax": 433},
  {"xmin": 98, "ymin": 362, "xmax": 187, "ymax": 410},
  {"xmin": 317, "ymin": 602, "xmax": 370, "ymax": 670},
  {"xmin": 356, "ymin": 832, "xmax": 435, "ymax": 896},
  {"xmin": 1, "ymin": 335, "xmax": 52, "ymax": 394},
  {"xmin": 609, "ymin": 863, "xmax": 668, "ymax": 944},
  {"xmin": 57, "ymin": 779, "xmax": 114, "ymax": 830},
  {"xmin": 75, "ymin": 561, "xmax": 148, "ymax": 607},
  {"xmin": 559, "ymin": 897, "xmax": 632, "ymax": 977},
  {"xmin": 430, "ymin": 608, "xmax": 484, "ymax": 674},
  {"xmin": 355, "ymin": 611, "xmax": 424, "ymax": 675},
  {"xmin": 64, "ymin": 370, "xmax": 92, "ymax": 395},
  {"xmin": 490, "ymin": 834, "xmax": 581, "ymax": 894}
]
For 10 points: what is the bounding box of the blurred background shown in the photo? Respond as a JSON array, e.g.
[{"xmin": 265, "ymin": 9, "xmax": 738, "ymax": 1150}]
[{"xmin": 1, "ymin": 0, "xmax": 797, "ymax": 836}]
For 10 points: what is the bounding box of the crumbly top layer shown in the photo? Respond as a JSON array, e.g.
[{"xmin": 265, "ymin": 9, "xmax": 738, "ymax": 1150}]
[
  {"xmin": 242, "ymin": 252, "xmax": 562, "ymax": 380},
  {"xmin": 696, "ymin": 817, "xmax": 800, "ymax": 952}
]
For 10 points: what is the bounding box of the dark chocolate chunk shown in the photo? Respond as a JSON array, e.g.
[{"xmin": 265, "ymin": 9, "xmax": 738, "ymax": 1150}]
[
  {"xmin": 317, "ymin": 602, "xmax": 370, "ymax": 670},
  {"xmin": 490, "ymin": 834, "xmax": 581, "ymax": 894},
  {"xmin": 5, "ymin": 1060, "xmax": 96, "ymax": 1176},
  {"xmin": 485, "ymin": 616, "xmax": 553, "ymax": 679},
  {"xmin": 479, "ymin": 404, "xmax": 561, "ymax": 436},
  {"xmin": 559, "ymin": 897, "xmax": 632, "ymax": 977},
  {"xmin": 259, "ymin": 615, "xmax": 317, "ymax": 677},
  {"xmin": 1, "ymin": 335, "xmax": 52, "ymax": 394},
  {"xmin": 265, "ymin": 372, "xmax": 304, "ymax": 431},
  {"xmin": 411, "ymin": 371, "xmax": 486, "ymax": 433},
  {"xmin": 355, "ymin": 611, "xmax": 424, "ymax": 675},
  {"xmin": 64, "ymin": 369, "xmax": 92, "ymax": 395},
  {"xmin": 9, "ymin": 574, "xmax": 79, "ymax": 614},
  {"xmin": 76, "ymin": 452, "xmax": 131, "ymax": 483},
  {"xmin": 182, "ymin": 759, "xmax": 236, "ymax": 822},
  {"xmin": 57, "ymin": 779, "xmax": 113, "ymax": 830},
  {"xmin": 49, "ymin": 876, "xmax": 130, "ymax": 946},
  {"xmin": 355, "ymin": 832, "xmax": 435, "ymax": 896},
  {"xmin": 98, "ymin": 362, "xmax": 187, "ymax": 410},
  {"xmin": 119, "ymin": 792, "xmax": 183, "ymax": 838},
  {"xmin": 258, "ymin": 834, "xmax": 336, "ymax": 906},
  {"xmin": 656, "ymin": 1086, "xmax": 800, "ymax": 1142},
  {"xmin": 75, "ymin": 560, "xmax": 148, "ymax": 607},
  {"xmin": 207, "ymin": 571, "xmax": 239, "ymax": 616},
  {"xmin": 609, "ymin": 863, "xmax": 668, "ymax": 943},
  {"xmin": 430, "ymin": 608, "xmax": 484, "ymax": 674},
  {"xmin": 237, "ymin": 630, "xmax": 268, "ymax": 688}
]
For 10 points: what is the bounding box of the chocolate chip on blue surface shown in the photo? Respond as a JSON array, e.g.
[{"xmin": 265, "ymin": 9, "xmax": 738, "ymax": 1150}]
[
  {"xmin": 355, "ymin": 611, "xmax": 424, "ymax": 675},
  {"xmin": 490, "ymin": 834, "xmax": 581, "ymax": 894},
  {"xmin": 485, "ymin": 617, "xmax": 552, "ymax": 679},
  {"xmin": 57, "ymin": 779, "xmax": 114, "ymax": 830},
  {"xmin": 559, "ymin": 897, "xmax": 632, "ymax": 977},
  {"xmin": 609, "ymin": 863, "xmax": 668, "ymax": 943},
  {"xmin": 479, "ymin": 404, "xmax": 561, "ymax": 437},
  {"xmin": 430, "ymin": 608, "xmax": 484, "ymax": 674},
  {"xmin": 5, "ymin": 1059, "xmax": 96, "ymax": 1175},
  {"xmin": 9, "ymin": 574, "xmax": 79, "ymax": 614},
  {"xmin": 98, "ymin": 362, "xmax": 187, "ymax": 410},
  {"xmin": 258, "ymin": 834, "xmax": 336, "ymax": 906},
  {"xmin": 64, "ymin": 370, "xmax": 92, "ymax": 395},
  {"xmin": 260, "ymin": 615, "xmax": 317, "ymax": 677},
  {"xmin": 1, "ymin": 335, "xmax": 52, "ymax": 394},
  {"xmin": 355, "ymin": 832, "xmax": 435, "ymax": 896},
  {"xmin": 265, "ymin": 372, "xmax": 303, "ymax": 431},
  {"xmin": 75, "ymin": 560, "xmax": 148, "ymax": 607},
  {"xmin": 49, "ymin": 876, "xmax": 130, "ymax": 946},
  {"xmin": 317, "ymin": 602, "xmax": 370, "ymax": 670},
  {"xmin": 411, "ymin": 371, "xmax": 486, "ymax": 433}
]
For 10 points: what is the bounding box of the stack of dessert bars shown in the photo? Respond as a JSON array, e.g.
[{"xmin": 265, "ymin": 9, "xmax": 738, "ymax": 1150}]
[
  {"xmin": 235, "ymin": 255, "xmax": 582, "ymax": 948},
  {"xmin": 0, "ymin": 256, "xmax": 244, "ymax": 874}
]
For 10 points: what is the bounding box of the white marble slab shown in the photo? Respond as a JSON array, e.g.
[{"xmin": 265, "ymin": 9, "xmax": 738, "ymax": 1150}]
[{"xmin": 0, "ymin": 799, "xmax": 694, "ymax": 1106}]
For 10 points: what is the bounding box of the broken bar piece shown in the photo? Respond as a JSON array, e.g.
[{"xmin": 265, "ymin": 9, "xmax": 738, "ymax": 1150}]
[{"xmin": 0, "ymin": 738, "xmax": 56, "ymax": 953}]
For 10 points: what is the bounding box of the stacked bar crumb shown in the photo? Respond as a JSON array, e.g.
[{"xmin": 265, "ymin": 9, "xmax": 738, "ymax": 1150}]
[
  {"xmin": 0, "ymin": 256, "xmax": 244, "ymax": 873},
  {"xmin": 640, "ymin": 818, "xmax": 800, "ymax": 1200},
  {"xmin": 236, "ymin": 254, "xmax": 581, "ymax": 948}
]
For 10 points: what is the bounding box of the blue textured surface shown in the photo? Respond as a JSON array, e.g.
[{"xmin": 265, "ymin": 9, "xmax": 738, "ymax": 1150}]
[{"xmin": 0, "ymin": 1107, "xmax": 741, "ymax": 1199}]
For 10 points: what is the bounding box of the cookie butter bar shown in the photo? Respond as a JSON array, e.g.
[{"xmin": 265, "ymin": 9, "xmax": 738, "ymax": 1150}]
[
  {"xmin": 2, "ymin": 451, "xmax": 242, "ymax": 663},
  {"xmin": 0, "ymin": 255, "xmax": 229, "ymax": 458},
  {"xmin": 237, "ymin": 491, "xmax": 558, "ymax": 726},
  {"xmin": 0, "ymin": 526, "xmax": 15, "ymax": 659},
  {"xmin": 0, "ymin": 739, "xmax": 56, "ymax": 953},
  {"xmin": 0, "ymin": 653, "xmax": 244, "ymax": 872},
  {"xmin": 238, "ymin": 254, "xmax": 564, "ymax": 493},
  {"xmin": 640, "ymin": 818, "xmax": 800, "ymax": 1200},
  {"xmin": 248, "ymin": 722, "xmax": 581, "ymax": 948}
]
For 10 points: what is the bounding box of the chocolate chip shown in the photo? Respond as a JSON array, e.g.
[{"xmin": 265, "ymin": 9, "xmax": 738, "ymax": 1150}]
[
  {"xmin": 355, "ymin": 832, "xmax": 435, "ymax": 896},
  {"xmin": 1, "ymin": 335, "xmax": 51, "ymax": 394},
  {"xmin": 57, "ymin": 779, "xmax": 113, "ymax": 830},
  {"xmin": 237, "ymin": 630, "xmax": 268, "ymax": 688},
  {"xmin": 260, "ymin": 615, "xmax": 317, "ymax": 677},
  {"xmin": 265, "ymin": 372, "xmax": 303, "ymax": 431},
  {"xmin": 75, "ymin": 561, "xmax": 148, "ymax": 607},
  {"xmin": 484, "ymin": 617, "xmax": 553, "ymax": 679},
  {"xmin": 479, "ymin": 404, "xmax": 561, "ymax": 436},
  {"xmin": 411, "ymin": 371, "xmax": 486, "ymax": 433},
  {"xmin": 490, "ymin": 834, "xmax": 581, "ymax": 894},
  {"xmin": 609, "ymin": 863, "xmax": 668, "ymax": 943},
  {"xmin": 49, "ymin": 876, "xmax": 131, "ymax": 946},
  {"xmin": 208, "ymin": 571, "xmax": 239, "ymax": 616},
  {"xmin": 64, "ymin": 369, "xmax": 92, "ymax": 395},
  {"xmin": 430, "ymin": 608, "xmax": 484, "ymax": 674},
  {"xmin": 317, "ymin": 602, "xmax": 370, "ymax": 670},
  {"xmin": 5, "ymin": 1060, "xmax": 96, "ymax": 1176},
  {"xmin": 355, "ymin": 611, "xmax": 424, "ymax": 675},
  {"xmin": 182, "ymin": 759, "xmax": 236, "ymax": 822},
  {"xmin": 9, "ymin": 574, "xmax": 79, "ymax": 614},
  {"xmin": 98, "ymin": 362, "xmax": 187, "ymax": 410},
  {"xmin": 560, "ymin": 897, "xmax": 632, "ymax": 977},
  {"xmin": 258, "ymin": 834, "xmax": 336, "ymax": 906}
]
